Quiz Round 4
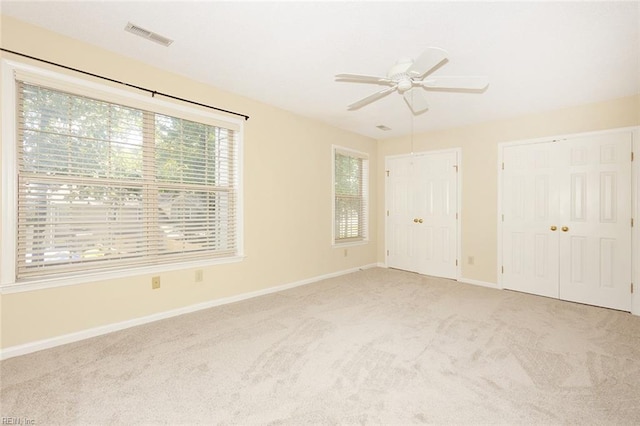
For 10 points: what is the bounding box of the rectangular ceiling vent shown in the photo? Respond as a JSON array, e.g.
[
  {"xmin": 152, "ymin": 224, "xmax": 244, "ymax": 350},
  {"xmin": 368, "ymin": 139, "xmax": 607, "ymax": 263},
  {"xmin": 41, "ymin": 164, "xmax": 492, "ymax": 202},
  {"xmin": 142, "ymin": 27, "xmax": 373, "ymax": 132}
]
[
  {"xmin": 125, "ymin": 22, "xmax": 173, "ymax": 47},
  {"xmin": 376, "ymin": 125, "xmax": 392, "ymax": 131}
]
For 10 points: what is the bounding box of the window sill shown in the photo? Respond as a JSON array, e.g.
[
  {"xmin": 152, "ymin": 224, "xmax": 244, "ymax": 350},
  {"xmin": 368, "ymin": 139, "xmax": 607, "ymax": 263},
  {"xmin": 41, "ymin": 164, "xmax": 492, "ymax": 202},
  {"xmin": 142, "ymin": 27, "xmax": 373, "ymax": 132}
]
[
  {"xmin": 0, "ymin": 255, "xmax": 246, "ymax": 294},
  {"xmin": 332, "ymin": 240, "xmax": 369, "ymax": 248}
]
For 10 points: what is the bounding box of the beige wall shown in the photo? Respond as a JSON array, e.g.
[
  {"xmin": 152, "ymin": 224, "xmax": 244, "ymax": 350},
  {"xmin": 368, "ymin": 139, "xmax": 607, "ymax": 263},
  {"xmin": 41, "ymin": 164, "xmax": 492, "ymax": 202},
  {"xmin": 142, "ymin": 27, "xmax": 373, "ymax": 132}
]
[
  {"xmin": 1, "ymin": 15, "xmax": 639, "ymax": 352},
  {"xmin": 0, "ymin": 16, "xmax": 377, "ymax": 349},
  {"xmin": 377, "ymin": 95, "xmax": 640, "ymax": 284}
]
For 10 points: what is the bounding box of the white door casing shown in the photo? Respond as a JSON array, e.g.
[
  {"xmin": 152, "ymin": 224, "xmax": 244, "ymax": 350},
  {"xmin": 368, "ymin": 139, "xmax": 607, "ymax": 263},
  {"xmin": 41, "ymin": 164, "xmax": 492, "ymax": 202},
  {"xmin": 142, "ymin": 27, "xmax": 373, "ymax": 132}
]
[
  {"xmin": 500, "ymin": 128, "xmax": 634, "ymax": 312},
  {"xmin": 386, "ymin": 149, "xmax": 459, "ymax": 279}
]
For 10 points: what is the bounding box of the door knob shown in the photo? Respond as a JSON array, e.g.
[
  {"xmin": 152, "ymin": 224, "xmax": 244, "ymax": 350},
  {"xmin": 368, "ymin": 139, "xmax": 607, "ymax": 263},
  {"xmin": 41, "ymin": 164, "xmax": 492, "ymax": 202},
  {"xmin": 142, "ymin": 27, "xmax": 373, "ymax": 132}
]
[
  {"xmin": 418, "ymin": 219, "xmax": 423, "ymax": 223},
  {"xmin": 413, "ymin": 218, "xmax": 419, "ymax": 223},
  {"xmin": 562, "ymin": 226, "xmax": 569, "ymax": 232},
  {"xmin": 550, "ymin": 225, "xmax": 557, "ymax": 231}
]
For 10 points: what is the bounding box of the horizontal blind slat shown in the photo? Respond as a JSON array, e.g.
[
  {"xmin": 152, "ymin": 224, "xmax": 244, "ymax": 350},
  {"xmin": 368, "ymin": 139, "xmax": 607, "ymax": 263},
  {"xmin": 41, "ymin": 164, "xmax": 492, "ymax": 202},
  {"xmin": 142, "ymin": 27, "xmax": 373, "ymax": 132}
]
[
  {"xmin": 14, "ymin": 80, "xmax": 239, "ymax": 281},
  {"xmin": 334, "ymin": 149, "xmax": 368, "ymax": 242}
]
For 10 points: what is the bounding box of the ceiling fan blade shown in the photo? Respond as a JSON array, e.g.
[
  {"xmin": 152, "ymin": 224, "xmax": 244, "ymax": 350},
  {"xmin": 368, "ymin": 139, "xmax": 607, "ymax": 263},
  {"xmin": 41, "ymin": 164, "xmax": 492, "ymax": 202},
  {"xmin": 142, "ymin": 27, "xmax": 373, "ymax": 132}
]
[
  {"xmin": 335, "ymin": 73, "xmax": 394, "ymax": 85},
  {"xmin": 347, "ymin": 85, "xmax": 398, "ymax": 110},
  {"xmin": 403, "ymin": 89, "xmax": 429, "ymax": 114},
  {"xmin": 406, "ymin": 47, "xmax": 448, "ymax": 78},
  {"xmin": 420, "ymin": 76, "xmax": 489, "ymax": 90}
]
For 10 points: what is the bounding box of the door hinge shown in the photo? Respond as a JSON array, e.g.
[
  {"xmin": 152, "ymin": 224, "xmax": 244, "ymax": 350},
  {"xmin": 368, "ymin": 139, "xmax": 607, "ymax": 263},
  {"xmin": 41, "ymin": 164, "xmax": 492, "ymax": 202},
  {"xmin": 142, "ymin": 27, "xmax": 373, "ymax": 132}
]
[
  {"xmin": 631, "ymin": 152, "xmax": 634, "ymax": 162},
  {"xmin": 631, "ymin": 283, "xmax": 634, "ymax": 294},
  {"xmin": 386, "ymin": 250, "xmax": 389, "ymax": 256},
  {"xmin": 632, "ymin": 218, "xmax": 634, "ymax": 228},
  {"xmin": 386, "ymin": 170, "xmax": 390, "ymax": 177},
  {"xmin": 502, "ymin": 214, "xmax": 504, "ymax": 222},
  {"xmin": 454, "ymin": 165, "xmax": 458, "ymax": 172},
  {"xmin": 387, "ymin": 210, "xmax": 389, "ymax": 216},
  {"xmin": 501, "ymin": 162, "xmax": 504, "ymax": 170},
  {"xmin": 501, "ymin": 266, "xmax": 504, "ymax": 274},
  {"xmin": 456, "ymin": 259, "xmax": 458, "ymax": 266},
  {"xmin": 456, "ymin": 213, "xmax": 458, "ymax": 220}
]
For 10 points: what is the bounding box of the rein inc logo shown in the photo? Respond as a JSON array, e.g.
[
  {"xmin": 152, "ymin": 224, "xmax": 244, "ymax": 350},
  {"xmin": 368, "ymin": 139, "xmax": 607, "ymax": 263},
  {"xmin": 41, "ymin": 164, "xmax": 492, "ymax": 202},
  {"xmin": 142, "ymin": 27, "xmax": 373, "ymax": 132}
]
[{"xmin": 1, "ymin": 418, "xmax": 35, "ymax": 425}]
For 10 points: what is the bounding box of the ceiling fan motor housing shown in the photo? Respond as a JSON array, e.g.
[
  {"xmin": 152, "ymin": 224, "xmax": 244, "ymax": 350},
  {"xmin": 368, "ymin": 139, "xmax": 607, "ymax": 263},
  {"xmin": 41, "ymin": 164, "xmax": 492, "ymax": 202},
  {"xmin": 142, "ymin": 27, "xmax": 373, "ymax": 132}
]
[{"xmin": 388, "ymin": 59, "xmax": 415, "ymax": 93}]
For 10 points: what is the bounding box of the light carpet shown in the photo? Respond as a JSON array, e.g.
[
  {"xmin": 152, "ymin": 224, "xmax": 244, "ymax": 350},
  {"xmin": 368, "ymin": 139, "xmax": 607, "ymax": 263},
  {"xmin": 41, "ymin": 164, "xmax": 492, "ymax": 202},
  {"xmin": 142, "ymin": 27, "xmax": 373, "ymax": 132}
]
[{"xmin": 1, "ymin": 267, "xmax": 640, "ymax": 424}]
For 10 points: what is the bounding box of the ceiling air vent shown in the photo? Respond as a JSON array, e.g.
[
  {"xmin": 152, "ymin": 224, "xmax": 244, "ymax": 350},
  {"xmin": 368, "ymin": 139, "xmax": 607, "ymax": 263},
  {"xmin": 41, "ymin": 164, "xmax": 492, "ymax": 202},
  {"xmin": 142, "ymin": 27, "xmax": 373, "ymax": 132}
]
[
  {"xmin": 124, "ymin": 22, "xmax": 173, "ymax": 47},
  {"xmin": 376, "ymin": 125, "xmax": 392, "ymax": 131}
]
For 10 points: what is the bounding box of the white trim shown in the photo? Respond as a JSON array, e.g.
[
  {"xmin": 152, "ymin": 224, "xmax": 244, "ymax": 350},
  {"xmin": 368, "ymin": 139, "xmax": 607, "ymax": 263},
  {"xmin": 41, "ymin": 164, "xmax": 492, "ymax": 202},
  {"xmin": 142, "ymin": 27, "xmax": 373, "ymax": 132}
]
[
  {"xmin": 496, "ymin": 125, "xmax": 640, "ymax": 148},
  {"xmin": 633, "ymin": 129, "xmax": 639, "ymax": 316},
  {"xmin": 497, "ymin": 126, "xmax": 639, "ymax": 315},
  {"xmin": 458, "ymin": 277, "xmax": 500, "ymax": 290},
  {"xmin": 331, "ymin": 144, "xmax": 370, "ymax": 246},
  {"xmin": 1, "ymin": 60, "xmax": 18, "ymax": 286},
  {"xmin": 384, "ymin": 148, "xmax": 462, "ymax": 280},
  {"xmin": 0, "ymin": 256, "xmax": 245, "ymax": 294},
  {"xmin": 456, "ymin": 148, "xmax": 463, "ymax": 279},
  {"xmin": 0, "ymin": 263, "xmax": 379, "ymax": 360},
  {"xmin": 497, "ymin": 139, "xmax": 505, "ymax": 288},
  {"xmin": 3, "ymin": 59, "xmax": 243, "ymax": 131},
  {"xmin": 332, "ymin": 240, "xmax": 369, "ymax": 249},
  {"xmin": 375, "ymin": 262, "xmax": 500, "ymax": 289},
  {"xmin": 0, "ymin": 59, "xmax": 245, "ymax": 289}
]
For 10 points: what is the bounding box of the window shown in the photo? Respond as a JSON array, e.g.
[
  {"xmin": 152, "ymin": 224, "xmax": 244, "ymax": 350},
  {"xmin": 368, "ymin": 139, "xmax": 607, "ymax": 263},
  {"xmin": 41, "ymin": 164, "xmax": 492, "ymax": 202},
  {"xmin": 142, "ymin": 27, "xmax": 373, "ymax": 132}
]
[
  {"xmin": 1, "ymin": 61, "xmax": 242, "ymax": 285},
  {"xmin": 333, "ymin": 146, "xmax": 369, "ymax": 244}
]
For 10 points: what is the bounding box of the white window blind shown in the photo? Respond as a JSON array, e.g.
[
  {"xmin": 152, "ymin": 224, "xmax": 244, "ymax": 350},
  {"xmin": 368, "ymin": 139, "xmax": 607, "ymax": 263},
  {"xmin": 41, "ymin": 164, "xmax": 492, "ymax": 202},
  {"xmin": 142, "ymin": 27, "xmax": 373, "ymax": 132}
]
[
  {"xmin": 334, "ymin": 147, "xmax": 369, "ymax": 243},
  {"xmin": 14, "ymin": 81, "xmax": 239, "ymax": 280}
]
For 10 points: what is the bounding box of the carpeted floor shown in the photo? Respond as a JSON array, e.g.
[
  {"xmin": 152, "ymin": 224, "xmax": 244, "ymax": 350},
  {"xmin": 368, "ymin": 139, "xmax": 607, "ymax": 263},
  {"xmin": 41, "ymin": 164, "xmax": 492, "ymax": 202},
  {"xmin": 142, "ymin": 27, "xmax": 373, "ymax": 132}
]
[{"xmin": 1, "ymin": 267, "xmax": 640, "ymax": 425}]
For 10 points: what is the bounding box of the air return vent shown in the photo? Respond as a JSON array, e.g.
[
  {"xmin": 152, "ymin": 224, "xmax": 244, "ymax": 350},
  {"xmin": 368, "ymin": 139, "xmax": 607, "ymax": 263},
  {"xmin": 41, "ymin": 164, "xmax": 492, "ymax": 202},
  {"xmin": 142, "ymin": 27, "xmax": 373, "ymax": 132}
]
[
  {"xmin": 376, "ymin": 125, "xmax": 392, "ymax": 131},
  {"xmin": 124, "ymin": 22, "xmax": 173, "ymax": 47}
]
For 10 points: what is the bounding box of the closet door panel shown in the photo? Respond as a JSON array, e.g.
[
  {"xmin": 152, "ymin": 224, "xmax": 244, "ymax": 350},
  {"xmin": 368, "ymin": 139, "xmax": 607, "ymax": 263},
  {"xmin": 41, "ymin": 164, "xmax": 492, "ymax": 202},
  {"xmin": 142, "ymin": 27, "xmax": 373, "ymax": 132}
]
[
  {"xmin": 386, "ymin": 151, "xmax": 459, "ymax": 279},
  {"xmin": 502, "ymin": 142, "xmax": 560, "ymax": 298},
  {"xmin": 558, "ymin": 133, "xmax": 632, "ymax": 311},
  {"xmin": 502, "ymin": 130, "xmax": 632, "ymax": 310}
]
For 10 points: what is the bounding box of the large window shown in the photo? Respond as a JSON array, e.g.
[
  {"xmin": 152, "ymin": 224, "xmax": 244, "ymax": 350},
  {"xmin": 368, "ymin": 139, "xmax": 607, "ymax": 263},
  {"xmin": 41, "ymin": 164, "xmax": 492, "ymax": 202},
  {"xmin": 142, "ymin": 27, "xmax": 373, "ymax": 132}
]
[
  {"xmin": 333, "ymin": 146, "xmax": 369, "ymax": 244},
  {"xmin": 1, "ymin": 62, "xmax": 242, "ymax": 285}
]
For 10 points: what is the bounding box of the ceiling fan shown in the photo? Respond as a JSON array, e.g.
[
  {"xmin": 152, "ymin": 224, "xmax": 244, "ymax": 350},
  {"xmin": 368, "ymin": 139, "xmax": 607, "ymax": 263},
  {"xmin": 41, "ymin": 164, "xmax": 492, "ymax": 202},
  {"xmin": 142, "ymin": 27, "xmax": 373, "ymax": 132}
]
[{"xmin": 335, "ymin": 47, "xmax": 489, "ymax": 114}]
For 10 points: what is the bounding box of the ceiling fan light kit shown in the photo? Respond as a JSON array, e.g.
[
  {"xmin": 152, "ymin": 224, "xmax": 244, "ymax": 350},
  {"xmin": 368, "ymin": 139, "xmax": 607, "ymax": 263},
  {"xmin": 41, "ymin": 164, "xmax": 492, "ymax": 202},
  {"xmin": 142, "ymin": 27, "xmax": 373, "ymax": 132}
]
[{"xmin": 336, "ymin": 47, "xmax": 489, "ymax": 114}]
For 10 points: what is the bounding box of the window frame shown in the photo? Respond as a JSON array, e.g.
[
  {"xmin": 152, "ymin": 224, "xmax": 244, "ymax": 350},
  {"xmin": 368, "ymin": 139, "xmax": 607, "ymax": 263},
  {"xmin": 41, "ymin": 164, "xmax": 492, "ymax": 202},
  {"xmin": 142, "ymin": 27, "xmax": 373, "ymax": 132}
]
[
  {"xmin": 1, "ymin": 59, "xmax": 244, "ymax": 292},
  {"xmin": 332, "ymin": 145, "xmax": 369, "ymax": 246}
]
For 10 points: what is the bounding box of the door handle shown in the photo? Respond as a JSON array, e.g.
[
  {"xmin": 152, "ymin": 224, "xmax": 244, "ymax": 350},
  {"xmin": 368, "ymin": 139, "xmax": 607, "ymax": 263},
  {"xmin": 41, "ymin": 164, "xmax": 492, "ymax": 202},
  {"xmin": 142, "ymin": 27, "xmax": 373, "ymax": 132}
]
[
  {"xmin": 413, "ymin": 218, "xmax": 419, "ymax": 223},
  {"xmin": 561, "ymin": 226, "xmax": 569, "ymax": 232},
  {"xmin": 418, "ymin": 218, "xmax": 423, "ymax": 223},
  {"xmin": 550, "ymin": 225, "xmax": 557, "ymax": 231}
]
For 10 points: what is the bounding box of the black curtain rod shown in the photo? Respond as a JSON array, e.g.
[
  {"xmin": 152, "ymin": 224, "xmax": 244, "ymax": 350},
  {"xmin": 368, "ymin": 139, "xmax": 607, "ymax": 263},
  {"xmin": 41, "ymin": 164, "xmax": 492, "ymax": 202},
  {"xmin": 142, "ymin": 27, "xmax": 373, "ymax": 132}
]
[{"xmin": 0, "ymin": 47, "xmax": 250, "ymax": 121}]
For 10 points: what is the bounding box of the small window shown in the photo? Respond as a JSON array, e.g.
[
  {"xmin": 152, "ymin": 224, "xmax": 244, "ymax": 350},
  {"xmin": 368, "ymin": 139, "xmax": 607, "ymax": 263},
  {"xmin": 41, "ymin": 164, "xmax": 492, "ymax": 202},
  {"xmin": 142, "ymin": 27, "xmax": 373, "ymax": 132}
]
[{"xmin": 333, "ymin": 146, "xmax": 369, "ymax": 244}]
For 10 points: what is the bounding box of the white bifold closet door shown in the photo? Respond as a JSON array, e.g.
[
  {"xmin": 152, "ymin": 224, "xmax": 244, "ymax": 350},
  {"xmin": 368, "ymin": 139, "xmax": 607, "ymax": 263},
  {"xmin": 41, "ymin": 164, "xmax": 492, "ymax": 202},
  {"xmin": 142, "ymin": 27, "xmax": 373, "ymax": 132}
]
[
  {"xmin": 386, "ymin": 150, "xmax": 458, "ymax": 279},
  {"xmin": 502, "ymin": 131, "xmax": 632, "ymax": 311}
]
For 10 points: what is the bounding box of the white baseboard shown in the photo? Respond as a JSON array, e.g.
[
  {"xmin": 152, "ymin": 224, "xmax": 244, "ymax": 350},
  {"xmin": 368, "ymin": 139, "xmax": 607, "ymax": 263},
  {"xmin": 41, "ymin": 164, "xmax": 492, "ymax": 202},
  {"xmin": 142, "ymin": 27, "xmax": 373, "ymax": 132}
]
[
  {"xmin": 0, "ymin": 263, "xmax": 378, "ymax": 361},
  {"xmin": 373, "ymin": 263, "xmax": 499, "ymax": 290},
  {"xmin": 458, "ymin": 277, "xmax": 500, "ymax": 289}
]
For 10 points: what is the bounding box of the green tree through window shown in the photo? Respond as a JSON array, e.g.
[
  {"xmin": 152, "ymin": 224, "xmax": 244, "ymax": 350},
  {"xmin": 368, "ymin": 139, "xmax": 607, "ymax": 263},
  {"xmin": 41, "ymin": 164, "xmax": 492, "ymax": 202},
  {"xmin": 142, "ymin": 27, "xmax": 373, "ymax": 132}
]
[
  {"xmin": 334, "ymin": 148, "xmax": 368, "ymax": 243},
  {"xmin": 15, "ymin": 82, "xmax": 238, "ymax": 280}
]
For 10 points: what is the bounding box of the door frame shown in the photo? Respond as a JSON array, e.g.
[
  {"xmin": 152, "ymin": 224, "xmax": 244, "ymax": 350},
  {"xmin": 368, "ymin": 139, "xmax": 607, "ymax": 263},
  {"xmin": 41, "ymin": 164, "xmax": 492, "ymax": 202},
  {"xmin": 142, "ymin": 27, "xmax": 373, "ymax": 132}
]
[
  {"xmin": 497, "ymin": 126, "xmax": 639, "ymax": 315},
  {"xmin": 384, "ymin": 148, "xmax": 462, "ymax": 280}
]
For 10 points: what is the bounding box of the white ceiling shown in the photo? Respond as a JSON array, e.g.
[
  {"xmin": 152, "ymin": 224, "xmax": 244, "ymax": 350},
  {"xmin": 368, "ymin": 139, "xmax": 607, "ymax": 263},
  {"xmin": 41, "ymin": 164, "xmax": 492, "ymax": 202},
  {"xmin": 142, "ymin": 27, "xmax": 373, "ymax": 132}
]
[{"xmin": 1, "ymin": 1, "xmax": 639, "ymax": 139}]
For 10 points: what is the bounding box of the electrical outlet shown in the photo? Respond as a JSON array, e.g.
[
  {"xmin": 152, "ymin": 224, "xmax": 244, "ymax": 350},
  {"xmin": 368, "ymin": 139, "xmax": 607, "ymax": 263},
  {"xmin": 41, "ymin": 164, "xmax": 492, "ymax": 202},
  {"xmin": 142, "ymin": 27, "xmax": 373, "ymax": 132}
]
[
  {"xmin": 195, "ymin": 269, "xmax": 203, "ymax": 283},
  {"xmin": 151, "ymin": 276, "xmax": 160, "ymax": 289}
]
